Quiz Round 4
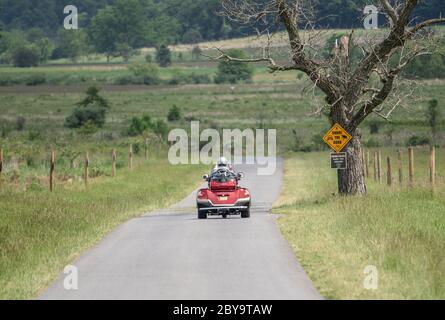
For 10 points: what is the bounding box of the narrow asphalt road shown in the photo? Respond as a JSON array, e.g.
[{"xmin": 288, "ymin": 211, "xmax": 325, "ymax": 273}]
[{"xmin": 41, "ymin": 158, "xmax": 321, "ymax": 300}]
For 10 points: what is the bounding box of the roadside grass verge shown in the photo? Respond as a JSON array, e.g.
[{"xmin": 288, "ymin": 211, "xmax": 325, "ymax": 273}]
[
  {"xmin": 274, "ymin": 150, "xmax": 445, "ymax": 299},
  {"xmin": 0, "ymin": 158, "xmax": 205, "ymax": 299}
]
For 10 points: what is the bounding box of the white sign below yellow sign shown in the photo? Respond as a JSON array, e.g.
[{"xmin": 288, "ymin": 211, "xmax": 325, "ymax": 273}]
[
  {"xmin": 323, "ymin": 123, "xmax": 352, "ymax": 153},
  {"xmin": 331, "ymin": 152, "xmax": 347, "ymax": 170}
]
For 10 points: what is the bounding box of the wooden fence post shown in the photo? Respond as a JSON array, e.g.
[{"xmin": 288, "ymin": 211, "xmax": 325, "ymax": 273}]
[
  {"xmin": 373, "ymin": 151, "xmax": 378, "ymax": 182},
  {"xmin": 50, "ymin": 150, "xmax": 55, "ymax": 192},
  {"xmin": 129, "ymin": 144, "xmax": 133, "ymax": 170},
  {"xmin": 112, "ymin": 149, "xmax": 117, "ymax": 177},
  {"xmin": 361, "ymin": 148, "xmax": 366, "ymax": 178},
  {"xmin": 84, "ymin": 152, "xmax": 89, "ymax": 187},
  {"xmin": 430, "ymin": 146, "xmax": 436, "ymax": 187},
  {"xmin": 387, "ymin": 156, "xmax": 392, "ymax": 186},
  {"xmin": 365, "ymin": 151, "xmax": 370, "ymax": 178},
  {"xmin": 377, "ymin": 150, "xmax": 382, "ymax": 183},
  {"xmin": 0, "ymin": 148, "xmax": 3, "ymax": 187},
  {"xmin": 397, "ymin": 149, "xmax": 403, "ymax": 184},
  {"xmin": 408, "ymin": 147, "xmax": 414, "ymax": 185}
]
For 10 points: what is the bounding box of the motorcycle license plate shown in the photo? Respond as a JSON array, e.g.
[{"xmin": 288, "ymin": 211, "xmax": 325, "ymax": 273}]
[{"xmin": 219, "ymin": 196, "xmax": 228, "ymax": 201}]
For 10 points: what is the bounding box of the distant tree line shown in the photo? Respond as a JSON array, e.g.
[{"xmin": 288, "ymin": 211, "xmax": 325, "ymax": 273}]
[
  {"xmin": 0, "ymin": 0, "xmax": 243, "ymax": 45},
  {"xmin": 0, "ymin": 0, "xmax": 444, "ymax": 78},
  {"xmin": 1, "ymin": 0, "xmax": 444, "ymax": 42},
  {"xmin": 0, "ymin": 0, "xmax": 245, "ymax": 65}
]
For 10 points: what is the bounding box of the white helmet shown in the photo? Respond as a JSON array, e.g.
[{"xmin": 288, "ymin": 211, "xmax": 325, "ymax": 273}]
[{"xmin": 217, "ymin": 156, "xmax": 229, "ymax": 167}]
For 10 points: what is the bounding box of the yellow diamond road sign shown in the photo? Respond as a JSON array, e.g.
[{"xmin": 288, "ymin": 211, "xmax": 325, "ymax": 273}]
[{"xmin": 323, "ymin": 123, "xmax": 352, "ymax": 153}]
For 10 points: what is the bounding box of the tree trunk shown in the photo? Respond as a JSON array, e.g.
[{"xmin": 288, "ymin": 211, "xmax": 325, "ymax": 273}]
[{"xmin": 337, "ymin": 133, "xmax": 366, "ymax": 195}]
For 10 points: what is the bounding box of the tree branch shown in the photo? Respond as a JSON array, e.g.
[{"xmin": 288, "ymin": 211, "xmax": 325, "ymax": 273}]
[
  {"xmin": 202, "ymin": 47, "xmax": 299, "ymax": 73},
  {"xmin": 380, "ymin": 0, "xmax": 398, "ymax": 27},
  {"xmin": 275, "ymin": 0, "xmax": 337, "ymax": 97},
  {"xmin": 348, "ymin": 74, "xmax": 397, "ymax": 130},
  {"xmin": 407, "ymin": 18, "xmax": 445, "ymax": 38}
]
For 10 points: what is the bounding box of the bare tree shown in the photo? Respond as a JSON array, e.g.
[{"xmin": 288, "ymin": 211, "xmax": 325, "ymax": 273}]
[{"xmin": 210, "ymin": 0, "xmax": 444, "ymax": 195}]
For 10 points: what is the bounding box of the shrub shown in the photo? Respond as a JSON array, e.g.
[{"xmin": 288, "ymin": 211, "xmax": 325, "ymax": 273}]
[
  {"xmin": 214, "ymin": 49, "xmax": 253, "ymax": 84},
  {"xmin": 114, "ymin": 75, "xmax": 144, "ymax": 85},
  {"xmin": 143, "ymin": 74, "xmax": 160, "ymax": 85},
  {"xmin": 407, "ymin": 135, "xmax": 431, "ymax": 146},
  {"xmin": 196, "ymin": 73, "xmax": 212, "ymax": 83},
  {"xmin": 152, "ymin": 119, "xmax": 169, "ymax": 139},
  {"xmin": 77, "ymin": 120, "xmax": 99, "ymax": 135},
  {"xmin": 77, "ymin": 86, "xmax": 110, "ymax": 109},
  {"xmin": 188, "ymin": 73, "xmax": 212, "ymax": 84},
  {"xmin": 15, "ymin": 116, "xmax": 26, "ymax": 131},
  {"xmin": 25, "ymin": 74, "xmax": 46, "ymax": 86},
  {"xmin": 128, "ymin": 63, "xmax": 160, "ymax": 85},
  {"xmin": 128, "ymin": 115, "xmax": 152, "ymax": 136},
  {"xmin": 156, "ymin": 44, "xmax": 172, "ymax": 68},
  {"xmin": 127, "ymin": 116, "xmax": 169, "ymax": 141},
  {"xmin": 12, "ymin": 46, "xmax": 40, "ymax": 67},
  {"xmin": 191, "ymin": 46, "xmax": 202, "ymax": 60},
  {"xmin": 167, "ymin": 105, "xmax": 181, "ymax": 122},
  {"xmin": 65, "ymin": 87, "xmax": 110, "ymax": 129},
  {"xmin": 65, "ymin": 105, "xmax": 107, "ymax": 129},
  {"xmin": 168, "ymin": 71, "xmax": 211, "ymax": 85}
]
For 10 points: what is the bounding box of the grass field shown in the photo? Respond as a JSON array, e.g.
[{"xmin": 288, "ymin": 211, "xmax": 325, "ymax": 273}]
[
  {"xmin": 0, "ymin": 156, "xmax": 206, "ymax": 299},
  {"xmin": 1, "ymin": 80, "xmax": 444, "ymax": 155},
  {"xmin": 274, "ymin": 149, "xmax": 445, "ymax": 299},
  {"xmin": 0, "ymin": 62, "xmax": 305, "ymax": 86}
]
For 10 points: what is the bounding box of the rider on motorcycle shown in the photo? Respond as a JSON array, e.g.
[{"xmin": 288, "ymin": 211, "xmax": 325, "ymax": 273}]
[
  {"xmin": 209, "ymin": 157, "xmax": 239, "ymax": 185},
  {"xmin": 213, "ymin": 156, "xmax": 234, "ymax": 173}
]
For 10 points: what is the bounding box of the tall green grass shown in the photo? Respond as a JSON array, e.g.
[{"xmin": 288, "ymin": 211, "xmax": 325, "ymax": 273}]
[
  {"xmin": 274, "ymin": 149, "xmax": 445, "ymax": 299},
  {"xmin": 0, "ymin": 158, "xmax": 205, "ymax": 299}
]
